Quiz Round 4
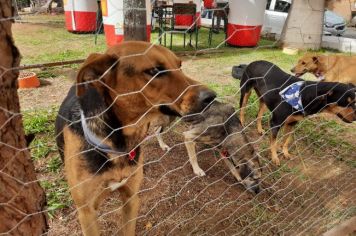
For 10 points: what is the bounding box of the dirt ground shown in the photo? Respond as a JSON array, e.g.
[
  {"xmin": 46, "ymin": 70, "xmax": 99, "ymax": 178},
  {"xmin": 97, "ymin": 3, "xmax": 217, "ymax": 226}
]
[
  {"xmin": 18, "ymin": 74, "xmax": 73, "ymax": 111},
  {"xmin": 18, "ymin": 64, "xmax": 356, "ymax": 236},
  {"xmin": 15, "ymin": 24, "xmax": 356, "ymax": 235}
]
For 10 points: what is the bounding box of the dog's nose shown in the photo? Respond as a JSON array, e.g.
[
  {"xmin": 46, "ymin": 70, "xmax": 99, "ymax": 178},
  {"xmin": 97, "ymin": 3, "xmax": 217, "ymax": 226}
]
[
  {"xmin": 252, "ymin": 185, "xmax": 262, "ymax": 194},
  {"xmin": 199, "ymin": 90, "xmax": 216, "ymax": 108},
  {"xmin": 248, "ymin": 183, "xmax": 262, "ymax": 195},
  {"xmin": 290, "ymin": 68, "xmax": 295, "ymax": 73}
]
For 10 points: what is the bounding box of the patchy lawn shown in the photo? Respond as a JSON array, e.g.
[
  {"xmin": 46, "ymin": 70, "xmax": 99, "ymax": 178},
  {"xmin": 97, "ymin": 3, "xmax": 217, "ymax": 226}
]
[{"xmin": 15, "ymin": 14, "xmax": 356, "ymax": 236}]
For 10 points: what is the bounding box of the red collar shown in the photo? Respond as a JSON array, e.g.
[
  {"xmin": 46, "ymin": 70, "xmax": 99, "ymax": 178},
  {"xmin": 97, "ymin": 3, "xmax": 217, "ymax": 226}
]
[
  {"xmin": 128, "ymin": 149, "xmax": 137, "ymax": 161},
  {"xmin": 220, "ymin": 149, "xmax": 229, "ymax": 158}
]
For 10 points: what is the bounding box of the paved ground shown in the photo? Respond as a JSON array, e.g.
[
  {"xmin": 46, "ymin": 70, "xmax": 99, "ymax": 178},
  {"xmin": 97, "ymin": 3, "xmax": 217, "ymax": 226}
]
[{"xmin": 341, "ymin": 27, "xmax": 356, "ymax": 38}]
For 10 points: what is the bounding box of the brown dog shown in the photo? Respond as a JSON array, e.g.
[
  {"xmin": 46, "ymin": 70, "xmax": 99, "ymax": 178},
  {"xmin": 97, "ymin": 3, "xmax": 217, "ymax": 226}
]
[
  {"xmin": 291, "ymin": 53, "xmax": 356, "ymax": 85},
  {"xmin": 55, "ymin": 41, "xmax": 216, "ymax": 236}
]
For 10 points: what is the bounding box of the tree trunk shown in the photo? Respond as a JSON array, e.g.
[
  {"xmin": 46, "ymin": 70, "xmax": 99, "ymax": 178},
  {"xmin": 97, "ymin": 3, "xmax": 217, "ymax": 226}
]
[
  {"xmin": 280, "ymin": 0, "xmax": 325, "ymax": 50},
  {"xmin": 55, "ymin": 0, "xmax": 63, "ymax": 8},
  {"xmin": 0, "ymin": 1, "xmax": 48, "ymax": 235},
  {"xmin": 123, "ymin": 0, "xmax": 147, "ymax": 41}
]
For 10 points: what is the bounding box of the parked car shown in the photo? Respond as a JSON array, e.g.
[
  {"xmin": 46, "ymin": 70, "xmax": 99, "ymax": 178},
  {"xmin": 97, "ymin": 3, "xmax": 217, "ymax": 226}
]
[
  {"xmin": 323, "ymin": 10, "xmax": 346, "ymax": 36},
  {"xmin": 263, "ymin": 0, "xmax": 346, "ymax": 37}
]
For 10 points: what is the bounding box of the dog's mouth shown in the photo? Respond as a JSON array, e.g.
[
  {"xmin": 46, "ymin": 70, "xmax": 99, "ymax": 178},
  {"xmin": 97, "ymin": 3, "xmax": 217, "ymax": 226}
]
[
  {"xmin": 181, "ymin": 101, "xmax": 216, "ymax": 123},
  {"xmin": 159, "ymin": 105, "xmax": 181, "ymax": 117},
  {"xmin": 244, "ymin": 179, "xmax": 262, "ymax": 195},
  {"xmin": 294, "ymin": 72, "xmax": 305, "ymax": 77},
  {"xmin": 158, "ymin": 104, "xmax": 210, "ymax": 123},
  {"xmin": 336, "ymin": 113, "xmax": 354, "ymax": 123},
  {"xmin": 311, "ymin": 69, "xmax": 324, "ymax": 79}
]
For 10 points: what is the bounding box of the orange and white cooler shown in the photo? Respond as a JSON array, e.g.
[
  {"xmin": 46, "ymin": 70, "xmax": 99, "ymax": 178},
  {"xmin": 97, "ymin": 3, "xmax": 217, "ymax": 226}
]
[
  {"xmin": 146, "ymin": 0, "xmax": 152, "ymax": 41},
  {"xmin": 101, "ymin": 0, "xmax": 124, "ymax": 46},
  {"xmin": 227, "ymin": 0, "xmax": 267, "ymax": 47},
  {"xmin": 101, "ymin": 0, "xmax": 151, "ymax": 46},
  {"xmin": 64, "ymin": 0, "xmax": 98, "ymax": 32},
  {"xmin": 174, "ymin": 0, "xmax": 201, "ymax": 27}
]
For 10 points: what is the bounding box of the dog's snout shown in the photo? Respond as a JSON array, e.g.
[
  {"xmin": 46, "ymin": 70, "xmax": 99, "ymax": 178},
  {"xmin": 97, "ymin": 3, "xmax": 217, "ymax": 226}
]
[
  {"xmin": 246, "ymin": 180, "xmax": 262, "ymax": 195},
  {"xmin": 252, "ymin": 184, "xmax": 262, "ymax": 194},
  {"xmin": 199, "ymin": 90, "xmax": 216, "ymax": 108},
  {"xmin": 290, "ymin": 68, "xmax": 295, "ymax": 73}
]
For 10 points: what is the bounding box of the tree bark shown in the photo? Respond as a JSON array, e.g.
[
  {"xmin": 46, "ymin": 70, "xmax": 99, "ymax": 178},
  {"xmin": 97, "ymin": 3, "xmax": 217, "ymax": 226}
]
[
  {"xmin": 280, "ymin": 0, "xmax": 326, "ymax": 50},
  {"xmin": 123, "ymin": 0, "xmax": 147, "ymax": 41},
  {"xmin": 0, "ymin": 1, "xmax": 48, "ymax": 235}
]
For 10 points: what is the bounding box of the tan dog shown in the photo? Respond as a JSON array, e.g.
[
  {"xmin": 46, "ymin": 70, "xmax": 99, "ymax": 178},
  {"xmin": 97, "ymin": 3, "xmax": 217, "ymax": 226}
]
[
  {"xmin": 291, "ymin": 53, "xmax": 356, "ymax": 85},
  {"xmin": 55, "ymin": 41, "xmax": 216, "ymax": 236}
]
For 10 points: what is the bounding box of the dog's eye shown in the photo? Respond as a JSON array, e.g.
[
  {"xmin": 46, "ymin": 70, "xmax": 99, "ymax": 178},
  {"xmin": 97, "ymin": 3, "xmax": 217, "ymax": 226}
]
[
  {"xmin": 144, "ymin": 66, "xmax": 166, "ymax": 78},
  {"xmin": 301, "ymin": 61, "xmax": 306, "ymax": 65}
]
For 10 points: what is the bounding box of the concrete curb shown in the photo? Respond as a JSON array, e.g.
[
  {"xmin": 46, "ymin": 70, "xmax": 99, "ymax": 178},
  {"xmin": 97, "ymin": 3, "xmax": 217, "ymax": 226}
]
[{"xmin": 322, "ymin": 35, "xmax": 356, "ymax": 53}]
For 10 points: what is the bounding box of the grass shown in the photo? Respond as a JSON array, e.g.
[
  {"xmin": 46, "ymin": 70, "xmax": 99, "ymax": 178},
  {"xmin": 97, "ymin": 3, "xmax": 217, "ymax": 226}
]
[
  {"xmin": 23, "ymin": 107, "xmax": 57, "ymax": 134},
  {"xmin": 15, "ymin": 14, "xmax": 356, "ymax": 228},
  {"xmin": 41, "ymin": 179, "xmax": 71, "ymax": 218},
  {"xmin": 23, "ymin": 107, "xmax": 71, "ymax": 217},
  {"xmin": 295, "ymin": 119, "xmax": 355, "ymax": 163},
  {"xmin": 12, "ymin": 14, "xmax": 294, "ymax": 66}
]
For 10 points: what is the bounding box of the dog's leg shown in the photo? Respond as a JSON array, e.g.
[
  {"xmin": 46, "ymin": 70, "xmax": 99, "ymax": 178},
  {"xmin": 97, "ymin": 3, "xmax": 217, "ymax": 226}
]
[
  {"xmin": 270, "ymin": 136, "xmax": 280, "ymax": 166},
  {"xmin": 69, "ymin": 181, "xmax": 101, "ymax": 236},
  {"xmin": 257, "ymin": 101, "xmax": 267, "ymax": 135},
  {"xmin": 63, "ymin": 128, "xmax": 101, "ymax": 236},
  {"xmin": 270, "ymin": 117, "xmax": 281, "ymax": 166},
  {"xmin": 282, "ymin": 123, "xmax": 296, "ymax": 159},
  {"xmin": 119, "ymin": 165, "xmax": 143, "ymax": 236},
  {"xmin": 221, "ymin": 156, "xmax": 242, "ymax": 182},
  {"xmin": 239, "ymin": 90, "xmax": 252, "ymax": 126},
  {"xmin": 155, "ymin": 126, "xmax": 170, "ymax": 151},
  {"xmin": 185, "ymin": 140, "xmax": 206, "ymax": 177}
]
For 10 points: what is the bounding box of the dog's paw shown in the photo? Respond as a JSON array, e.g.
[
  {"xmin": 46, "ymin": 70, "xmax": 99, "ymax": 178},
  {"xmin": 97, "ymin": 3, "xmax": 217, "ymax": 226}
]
[
  {"xmin": 160, "ymin": 144, "xmax": 170, "ymax": 152},
  {"xmin": 193, "ymin": 168, "xmax": 206, "ymax": 177},
  {"xmin": 257, "ymin": 128, "xmax": 265, "ymax": 135},
  {"xmin": 283, "ymin": 151, "xmax": 294, "ymax": 159},
  {"xmin": 272, "ymin": 157, "xmax": 281, "ymax": 166}
]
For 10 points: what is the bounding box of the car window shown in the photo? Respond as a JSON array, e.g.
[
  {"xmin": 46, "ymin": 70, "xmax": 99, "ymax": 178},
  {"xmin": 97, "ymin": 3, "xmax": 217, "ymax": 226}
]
[
  {"xmin": 274, "ymin": 0, "xmax": 291, "ymax": 13},
  {"xmin": 266, "ymin": 0, "xmax": 272, "ymax": 9}
]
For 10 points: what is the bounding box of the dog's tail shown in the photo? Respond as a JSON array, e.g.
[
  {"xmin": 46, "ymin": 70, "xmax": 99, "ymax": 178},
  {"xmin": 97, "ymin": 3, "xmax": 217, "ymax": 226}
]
[
  {"xmin": 231, "ymin": 64, "xmax": 247, "ymax": 80},
  {"xmin": 239, "ymin": 65, "xmax": 254, "ymax": 109}
]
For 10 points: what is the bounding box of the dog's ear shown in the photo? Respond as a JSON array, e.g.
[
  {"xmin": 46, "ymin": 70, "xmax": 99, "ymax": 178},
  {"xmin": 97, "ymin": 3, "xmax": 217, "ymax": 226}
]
[
  {"xmin": 348, "ymin": 83, "xmax": 356, "ymax": 92},
  {"xmin": 76, "ymin": 53, "xmax": 119, "ymax": 97},
  {"xmin": 312, "ymin": 56, "xmax": 319, "ymax": 63}
]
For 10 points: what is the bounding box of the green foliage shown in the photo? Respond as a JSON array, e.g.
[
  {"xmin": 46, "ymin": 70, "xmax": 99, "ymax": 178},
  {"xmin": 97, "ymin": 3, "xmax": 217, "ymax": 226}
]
[
  {"xmin": 41, "ymin": 179, "xmax": 71, "ymax": 218},
  {"xmin": 23, "ymin": 107, "xmax": 57, "ymax": 134},
  {"xmin": 47, "ymin": 155, "xmax": 62, "ymax": 173}
]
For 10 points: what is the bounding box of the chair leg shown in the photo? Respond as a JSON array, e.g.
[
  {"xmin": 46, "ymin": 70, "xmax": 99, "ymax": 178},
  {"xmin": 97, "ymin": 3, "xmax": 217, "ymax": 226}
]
[
  {"xmin": 170, "ymin": 31, "xmax": 173, "ymax": 50},
  {"xmin": 189, "ymin": 32, "xmax": 192, "ymax": 47},
  {"xmin": 224, "ymin": 17, "xmax": 228, "ymax": 46},
  {"xmin": 159, "ymin": 18, "xmax": 162, "ymax": 45}
]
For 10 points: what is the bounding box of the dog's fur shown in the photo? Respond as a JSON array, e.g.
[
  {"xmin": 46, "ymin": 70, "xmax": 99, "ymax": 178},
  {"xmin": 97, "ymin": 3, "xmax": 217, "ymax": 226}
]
[
  {"xmin": 291, "ymin": 53, "xmax": 356, "ymax": 85},
  {"xmin": 55, "ymin": 41, "xmax": 216, "ymax": 236},
  {"xmin": 235, "ymin": 60, "xmax": 356, "ymax": 165},
  {"xmin": 183, "ymin": 101, "xmax": 262, "ymax": 194}
]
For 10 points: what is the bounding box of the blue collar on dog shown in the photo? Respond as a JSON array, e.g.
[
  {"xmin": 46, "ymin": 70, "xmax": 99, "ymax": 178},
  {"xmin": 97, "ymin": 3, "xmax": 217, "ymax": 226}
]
[
  {"xmin": 80, "ymin": 110, "xmax": 136, "ymax": 160},
  {"xmin": 279, "ymin": 81, "xmax": 305, "ymax": 113}
]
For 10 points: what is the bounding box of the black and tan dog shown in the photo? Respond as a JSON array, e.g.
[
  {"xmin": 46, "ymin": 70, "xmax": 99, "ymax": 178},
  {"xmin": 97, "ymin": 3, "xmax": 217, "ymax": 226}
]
[
  {"xmin": 55, "ymin": 41, "xmax": 216, "ymax": 236},
  {"xmin": 183, "ymin": 101, "xmax": 262, "ymax": 194},
  {"xmin": 232, "ymin": 60, "xmax": 356, "ymax": 165}
]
